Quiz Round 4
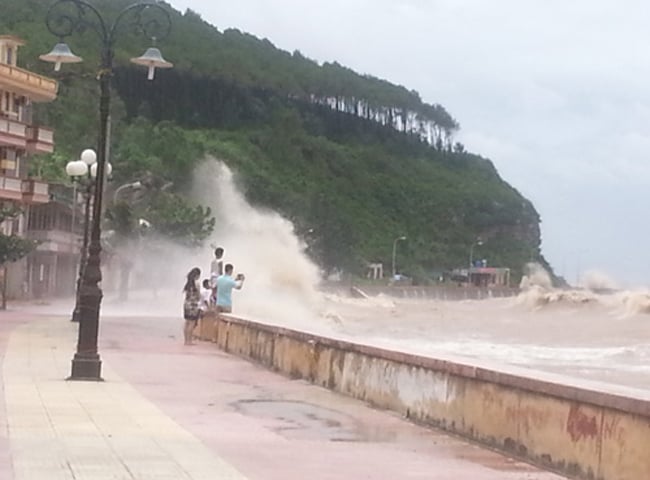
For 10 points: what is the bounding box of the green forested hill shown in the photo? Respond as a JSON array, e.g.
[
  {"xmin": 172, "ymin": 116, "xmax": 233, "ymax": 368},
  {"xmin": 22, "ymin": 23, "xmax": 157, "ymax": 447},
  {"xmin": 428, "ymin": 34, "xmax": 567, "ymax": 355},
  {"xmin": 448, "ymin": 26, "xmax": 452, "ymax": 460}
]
[{"xmin": 0, "ymin": 0, "xmax": 552, "ymax": 282}]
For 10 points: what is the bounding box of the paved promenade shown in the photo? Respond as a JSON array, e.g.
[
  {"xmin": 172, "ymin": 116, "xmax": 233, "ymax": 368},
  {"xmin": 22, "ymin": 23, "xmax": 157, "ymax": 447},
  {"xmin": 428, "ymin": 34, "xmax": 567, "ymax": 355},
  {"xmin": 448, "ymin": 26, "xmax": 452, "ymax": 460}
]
[{"xmin": 0, "ymin": 309, "xmax": 566, "ymax": 479}]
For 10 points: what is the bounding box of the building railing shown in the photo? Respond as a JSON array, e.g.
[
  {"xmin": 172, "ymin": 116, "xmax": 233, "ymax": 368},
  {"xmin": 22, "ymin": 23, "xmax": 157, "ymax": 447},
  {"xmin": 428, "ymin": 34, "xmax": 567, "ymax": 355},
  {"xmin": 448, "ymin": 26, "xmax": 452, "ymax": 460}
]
[
  {"xmin": 0, "ymin": 63, "xmax": 58, "ymax": 101},
  {"xmin": 0, "ymin": 116, "xmax": 27, "ymax": 139},
  {"xmin": 25, "ymin": 125, "xmax": 54, "ymax": 154},
  {"xmin": 27, "ymin": 229, "xmax": 79, "ymax": 245},
  {"xmin": 21, "ymin": 178, "xmax": 49, "ymax": 204},
  {"xmin": 0, "ymin": 117, "xmax": 54, "ymax": 153},
  {"xmin": 27, "ymin": 126, "xmax": 54, "ymax": 144},
  {"xmin": 28, "ymin": 179, "xmax": 49, "ymax": 195},
  {"xmin": 0, "ymin": 175, "xmax": 23, "ymax": 192}
]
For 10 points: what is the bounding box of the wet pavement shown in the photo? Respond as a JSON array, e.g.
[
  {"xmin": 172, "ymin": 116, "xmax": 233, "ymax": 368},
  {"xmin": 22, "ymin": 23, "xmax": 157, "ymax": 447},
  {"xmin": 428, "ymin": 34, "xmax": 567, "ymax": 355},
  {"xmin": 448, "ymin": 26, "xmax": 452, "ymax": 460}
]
[
  {"xmin": 0, "ymin": 310, "xmax": 26, "ymax": 480},
  {"xmin": 21, "ymin": 287, "xmax": 650, "ymax": 391},
  {"xmin": 0, "ymin": 309, "xmax": 568, "ymax": 479}
]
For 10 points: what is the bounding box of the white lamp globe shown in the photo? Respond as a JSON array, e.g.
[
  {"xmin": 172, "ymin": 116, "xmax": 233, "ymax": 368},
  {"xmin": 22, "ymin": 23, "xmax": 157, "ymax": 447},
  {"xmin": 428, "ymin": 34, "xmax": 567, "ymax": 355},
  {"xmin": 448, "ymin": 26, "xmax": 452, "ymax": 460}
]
[
  {"xmin": 65, "ymin": 160, "xmax": 88, "ymax": 177},
  {"xmin": 90, "ymin": 162, "xmax": 112, "ymax": 178},
  {"xmin": 80, "ymin": 149, "xmax": 97, "ymax": 166}
]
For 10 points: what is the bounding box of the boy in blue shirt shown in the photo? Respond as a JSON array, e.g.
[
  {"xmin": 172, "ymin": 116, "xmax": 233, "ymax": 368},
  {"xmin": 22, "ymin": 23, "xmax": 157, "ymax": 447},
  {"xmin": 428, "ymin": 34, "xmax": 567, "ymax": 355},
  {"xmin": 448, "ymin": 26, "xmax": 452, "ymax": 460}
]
[{"xmin": 216, "ymin": 263, "xmax": 245, "ymax": 314}]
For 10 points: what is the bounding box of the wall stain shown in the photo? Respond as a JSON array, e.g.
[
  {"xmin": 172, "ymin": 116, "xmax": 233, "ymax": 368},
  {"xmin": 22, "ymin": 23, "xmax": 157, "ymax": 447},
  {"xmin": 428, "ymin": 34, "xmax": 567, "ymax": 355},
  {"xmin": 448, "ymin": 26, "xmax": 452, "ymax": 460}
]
[{"xmin": 566, "ymin": 405, "xmax": 599, "ymax": 442}]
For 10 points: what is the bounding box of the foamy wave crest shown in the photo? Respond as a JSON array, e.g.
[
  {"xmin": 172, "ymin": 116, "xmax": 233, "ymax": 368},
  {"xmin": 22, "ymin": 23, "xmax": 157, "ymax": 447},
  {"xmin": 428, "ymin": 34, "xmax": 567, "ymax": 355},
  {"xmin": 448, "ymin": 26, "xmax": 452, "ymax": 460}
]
[
  {"xmin": 515, "ymin": 263, "xmax": 602, "ymax": 309},
  {"xmin": 322, "ymin": 292, "xmax": 396, "ymax": 309},
  {"xmin": 191, "ymin": 158, "xmax": 324, "ymax": 324},
  {"xmin": 580, "ymin": 270, "xmax": 619, "ymax": 291},
  {"xmin": 612, "ymin": 290, "xmax": 650, "ymax": 317},
  {"xmin": 519, "ymin": 262, "xmax": 553, "ymax": 290},
  {"xmin": 515, "ymin": 285, "xmax": 598, "ymax": 309}
]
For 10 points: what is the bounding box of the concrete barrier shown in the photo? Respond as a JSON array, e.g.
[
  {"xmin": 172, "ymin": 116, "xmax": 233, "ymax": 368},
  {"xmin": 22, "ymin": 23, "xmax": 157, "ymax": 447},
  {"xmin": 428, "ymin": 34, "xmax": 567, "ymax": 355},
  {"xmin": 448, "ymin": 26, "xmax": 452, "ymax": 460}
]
[
  {"xmin": 348, "ymin": 284, "xmax": 520, "ymax": 300},
  {"xmin": 198, "ymin": 314, "xmax": 650, "ymax": 480}
]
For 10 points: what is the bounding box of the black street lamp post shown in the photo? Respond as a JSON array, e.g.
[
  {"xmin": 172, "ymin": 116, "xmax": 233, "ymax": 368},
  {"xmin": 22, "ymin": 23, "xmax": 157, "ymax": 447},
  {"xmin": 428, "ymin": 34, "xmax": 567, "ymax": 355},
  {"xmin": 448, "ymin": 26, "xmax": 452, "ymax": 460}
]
[
  {"xmin": 40, "ymin": 0, "xmax": 172, "ymax": 380},
  {"xmin": 71, "ymin": 178, "xmax": 93, "ymax": 321}
]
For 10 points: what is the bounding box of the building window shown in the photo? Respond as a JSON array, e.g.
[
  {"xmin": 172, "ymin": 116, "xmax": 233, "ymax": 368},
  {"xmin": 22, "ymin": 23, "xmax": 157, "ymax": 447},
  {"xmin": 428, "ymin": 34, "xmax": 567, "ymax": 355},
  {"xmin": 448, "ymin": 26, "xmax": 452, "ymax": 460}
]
[
  {"xmin": 12, "ymin": 95, "xmax": 20, "ymax": 114},
  {"xmin": 6, "ymin": 47, "xmax": 13, "ymax": 65},
  {"xmin": 28, "ymin": 209, "xmax": 42, "ymax": 230}
]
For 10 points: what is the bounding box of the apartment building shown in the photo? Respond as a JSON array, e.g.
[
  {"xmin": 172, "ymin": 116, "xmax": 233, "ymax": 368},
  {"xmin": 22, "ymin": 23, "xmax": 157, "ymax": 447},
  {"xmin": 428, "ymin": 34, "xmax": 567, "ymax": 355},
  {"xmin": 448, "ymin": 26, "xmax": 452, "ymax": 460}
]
[{"xmin": 0, "ymin": 35, "xmax": 59, "ymax": 298}]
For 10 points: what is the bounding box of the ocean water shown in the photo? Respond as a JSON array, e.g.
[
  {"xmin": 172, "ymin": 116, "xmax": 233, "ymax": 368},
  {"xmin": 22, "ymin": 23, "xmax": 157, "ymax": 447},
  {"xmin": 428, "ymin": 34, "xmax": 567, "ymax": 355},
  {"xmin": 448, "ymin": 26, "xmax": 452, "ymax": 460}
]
[{"xmin": 312, "ymin": 289, "xmax": 650, "ymax": 391}]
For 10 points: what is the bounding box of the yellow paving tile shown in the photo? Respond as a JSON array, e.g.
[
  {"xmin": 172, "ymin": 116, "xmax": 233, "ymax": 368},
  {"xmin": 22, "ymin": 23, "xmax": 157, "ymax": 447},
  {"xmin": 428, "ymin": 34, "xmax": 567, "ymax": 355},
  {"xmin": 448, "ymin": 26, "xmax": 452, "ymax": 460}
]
[{"xmin": 2, "ymin": 319, "xmax": 248, "ymax": 480}]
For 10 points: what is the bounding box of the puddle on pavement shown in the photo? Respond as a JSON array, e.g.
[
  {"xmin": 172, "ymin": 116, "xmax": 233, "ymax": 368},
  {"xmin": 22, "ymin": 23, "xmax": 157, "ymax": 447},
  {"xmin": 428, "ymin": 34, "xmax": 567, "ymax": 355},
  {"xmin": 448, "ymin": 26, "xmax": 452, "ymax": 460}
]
[
  {"xmin": 231, "ymin": 399, "xmax": 562, "ymax": 475},
  {"xmin": 231, "ymin": 399, "xmax": 399, "ymax": 442}
]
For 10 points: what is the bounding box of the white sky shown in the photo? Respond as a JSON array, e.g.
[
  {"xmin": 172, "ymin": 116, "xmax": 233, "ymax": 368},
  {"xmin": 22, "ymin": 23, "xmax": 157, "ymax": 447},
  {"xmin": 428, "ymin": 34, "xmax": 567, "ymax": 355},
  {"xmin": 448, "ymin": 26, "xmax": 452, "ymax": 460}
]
[{"xmin": 169, "ymin": 0, "xmax": 650, "ymax": 287}]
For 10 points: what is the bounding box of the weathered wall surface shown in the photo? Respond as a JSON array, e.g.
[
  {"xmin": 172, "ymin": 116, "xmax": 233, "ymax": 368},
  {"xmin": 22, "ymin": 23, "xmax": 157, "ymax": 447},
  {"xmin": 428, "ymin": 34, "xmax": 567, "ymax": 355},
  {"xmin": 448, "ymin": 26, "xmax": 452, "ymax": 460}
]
[{"xmin": 198, "ymin": 314, "xmax": 650, "ymax": 480}]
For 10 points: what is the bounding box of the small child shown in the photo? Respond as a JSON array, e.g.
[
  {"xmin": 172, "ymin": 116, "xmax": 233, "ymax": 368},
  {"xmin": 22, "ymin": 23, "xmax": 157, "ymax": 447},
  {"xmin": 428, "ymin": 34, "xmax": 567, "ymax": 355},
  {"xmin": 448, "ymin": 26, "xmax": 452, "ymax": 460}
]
[
  {"xmin": 210, "ymin": 270, "xmax": 219, "ymax": 305},
  {"xmin": 200, "ymin": 279, "xmax": 212, "ymax": 312}
]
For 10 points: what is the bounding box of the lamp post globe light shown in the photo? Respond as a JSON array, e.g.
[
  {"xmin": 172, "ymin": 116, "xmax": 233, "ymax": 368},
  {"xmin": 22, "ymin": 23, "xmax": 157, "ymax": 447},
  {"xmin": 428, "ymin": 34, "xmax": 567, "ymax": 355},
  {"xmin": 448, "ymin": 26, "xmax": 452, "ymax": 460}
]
[
  {"xmin": 41, "ymin": 0, "xmax": 173, "ymax": 381},
  {"xmin": 392, "ymin": 235, "xmax": 407, "ymax": 279},
  {"xmin": 65, "ymin": 159, "xmax": 88, "ymax": 178},
  {"xmin": 81, "ymin": 148, "xmax": 97, "ymax": 167},
  {"xmin": 68, "ymin": 149, "xmax": 101, "ymax": 324}
]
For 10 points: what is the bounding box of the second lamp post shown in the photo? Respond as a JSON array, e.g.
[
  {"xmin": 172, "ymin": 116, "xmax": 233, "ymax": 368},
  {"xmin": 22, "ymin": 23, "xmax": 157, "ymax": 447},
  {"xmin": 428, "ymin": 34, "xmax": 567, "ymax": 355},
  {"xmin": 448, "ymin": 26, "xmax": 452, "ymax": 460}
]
[
  {"xmin": 66, "ymin": 148, "xmax": 113, "ymax": 324},
  {"xmin": 392, "ymin": 235, "xmax": 407, "ymax": 279},
  {"xmin": 41, "ymin": 0, "xmax": 173, "ymax": 380}
]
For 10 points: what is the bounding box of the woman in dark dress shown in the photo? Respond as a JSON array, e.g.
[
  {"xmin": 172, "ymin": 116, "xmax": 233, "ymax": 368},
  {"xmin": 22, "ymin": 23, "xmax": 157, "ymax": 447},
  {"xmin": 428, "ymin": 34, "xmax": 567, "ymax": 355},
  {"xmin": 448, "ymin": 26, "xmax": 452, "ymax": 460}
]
[{"xmin": 183, "ymin": 267, "xmax": 201, "ymax": 345}]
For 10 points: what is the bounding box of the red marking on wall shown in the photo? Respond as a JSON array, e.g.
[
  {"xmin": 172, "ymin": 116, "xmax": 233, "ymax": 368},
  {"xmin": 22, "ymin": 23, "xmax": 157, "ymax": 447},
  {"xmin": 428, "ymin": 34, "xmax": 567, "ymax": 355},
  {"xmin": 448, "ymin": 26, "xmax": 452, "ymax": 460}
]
[
  {"xmin": 566, "ymin": 405, "xmax": 599, "ymax": 442},
  {"xmin": 603, "ymin": 416, "xmax": 621, "ymax": 439}
]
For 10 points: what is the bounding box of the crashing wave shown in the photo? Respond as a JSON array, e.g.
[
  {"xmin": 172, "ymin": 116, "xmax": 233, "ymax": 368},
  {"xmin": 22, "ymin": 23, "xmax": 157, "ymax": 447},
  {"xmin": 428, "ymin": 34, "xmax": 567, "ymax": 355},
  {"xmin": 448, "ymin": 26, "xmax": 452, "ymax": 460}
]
[
  {"xmin": 516, "ymin": 285, "xmax": 598, "ymax": 309},
  {"xmin": 517, "ymin": 263, "xmax": 599, "ymax": 309}
]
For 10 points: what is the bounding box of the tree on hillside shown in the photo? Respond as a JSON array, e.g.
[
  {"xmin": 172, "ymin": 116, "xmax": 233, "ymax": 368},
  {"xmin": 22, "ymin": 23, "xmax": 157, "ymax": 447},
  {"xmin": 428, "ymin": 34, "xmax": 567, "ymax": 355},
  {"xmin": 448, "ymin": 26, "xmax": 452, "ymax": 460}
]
[
  {"xmin": 104, "ymin": 184, "xmax": 215, "ymax": 299},
  {"xmin": 0, "ymin": 206, "xmax": 38, "ymax": 309},
  {"xmin": 0, "ymin": 0, "xmax": 549, "ymax": 283},
  {"xmin": 142, "ymin": 191, "xmax": 215, "ymax": 248}
]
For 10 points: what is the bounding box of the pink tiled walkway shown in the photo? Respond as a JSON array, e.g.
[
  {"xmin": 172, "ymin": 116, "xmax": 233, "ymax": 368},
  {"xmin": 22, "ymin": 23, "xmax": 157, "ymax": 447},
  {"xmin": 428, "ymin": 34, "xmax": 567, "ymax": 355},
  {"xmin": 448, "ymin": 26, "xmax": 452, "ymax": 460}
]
[
  {"xmin": 97, "ymin": 314, "xmax": 566, "ymax": 480},
  {"xmin": 0, "ymin": 310, "xmax": 29, "ymax": 480}
]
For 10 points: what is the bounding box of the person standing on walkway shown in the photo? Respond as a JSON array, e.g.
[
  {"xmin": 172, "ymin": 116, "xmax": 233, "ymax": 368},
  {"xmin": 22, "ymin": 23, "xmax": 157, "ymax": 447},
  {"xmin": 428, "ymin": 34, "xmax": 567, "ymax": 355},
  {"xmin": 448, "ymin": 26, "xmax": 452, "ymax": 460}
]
[
  {"xmin": 182, "ymin": 267, "xmax": 202, "ymax": 346},
  {"xmin": 216, "ymin": 264, "xmax": 245, "ymax": 315},
  {"xmin": 210, "ymin": 247, "xmax": 225, "ymax": 303}
]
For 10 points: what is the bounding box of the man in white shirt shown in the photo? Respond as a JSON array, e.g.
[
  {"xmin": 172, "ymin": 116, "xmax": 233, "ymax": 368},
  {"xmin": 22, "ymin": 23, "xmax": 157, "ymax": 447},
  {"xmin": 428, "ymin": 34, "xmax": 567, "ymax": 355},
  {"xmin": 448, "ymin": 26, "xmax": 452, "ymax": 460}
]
[
  {"xmin": 210, "ymin": 247, "xmax": 224, "ymax": 280},
  {"xmin": 210, "ymin": 247, "xmax": 224, "ymax": 304}
]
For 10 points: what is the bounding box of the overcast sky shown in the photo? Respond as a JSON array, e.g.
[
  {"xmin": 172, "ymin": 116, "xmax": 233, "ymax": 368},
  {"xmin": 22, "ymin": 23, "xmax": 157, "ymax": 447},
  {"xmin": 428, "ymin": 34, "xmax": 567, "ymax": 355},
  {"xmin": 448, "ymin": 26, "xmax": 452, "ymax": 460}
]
[{"xmin": 169, "ymin": 0, "xmax": 650, "ymax": 287}]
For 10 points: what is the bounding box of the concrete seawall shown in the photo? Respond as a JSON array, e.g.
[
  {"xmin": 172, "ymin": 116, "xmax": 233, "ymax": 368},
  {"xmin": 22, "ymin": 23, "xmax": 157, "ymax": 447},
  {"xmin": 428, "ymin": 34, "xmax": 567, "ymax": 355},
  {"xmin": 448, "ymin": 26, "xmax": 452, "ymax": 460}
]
[
  {"xmin": 344, "ymin": 284, "xmax": 519, "ymax": 300},
  {"xmin": 198, "ymin": 314, "xmax": 650, "ymax": 480}
]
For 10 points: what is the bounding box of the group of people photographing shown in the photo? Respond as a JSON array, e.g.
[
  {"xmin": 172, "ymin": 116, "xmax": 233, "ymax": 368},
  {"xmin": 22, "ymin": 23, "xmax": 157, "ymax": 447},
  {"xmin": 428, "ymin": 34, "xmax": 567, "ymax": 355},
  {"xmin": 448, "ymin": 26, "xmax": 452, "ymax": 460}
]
[{"xmin": 182, "ymin": 247, "xmax": 245, "ymax": 345}]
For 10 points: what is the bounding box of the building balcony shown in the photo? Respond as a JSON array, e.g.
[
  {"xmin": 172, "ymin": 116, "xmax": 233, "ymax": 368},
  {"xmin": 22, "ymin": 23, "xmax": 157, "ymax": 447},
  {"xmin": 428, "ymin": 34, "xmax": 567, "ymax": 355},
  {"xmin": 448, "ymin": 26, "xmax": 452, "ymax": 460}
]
[
  {"xmin": 26, "ymin": 126, "xmax": 54, "ymax": 154},
  {"xmin": 26, "ymin": 229, "xmax": 79, "ymax": 255},
  {"xmin": 0, "ymin": 63, "xmax": 58, "ymax": 102},
  {"xmin": 0, "ymin": 116, "xmax": 55, "ymax": 153},
  {"xmin": 0, "ymin": 175, "xmax": 24, "ymax": 201},
  {"xmin": 21, "ymin": 178, "xmax": 49, "ymax": 204},
  {"xmin": 0, "ymin": 115, "xmax": 27, "ymax": 149}
]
